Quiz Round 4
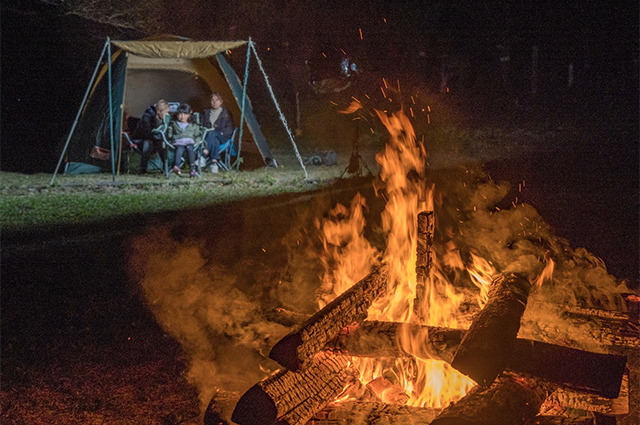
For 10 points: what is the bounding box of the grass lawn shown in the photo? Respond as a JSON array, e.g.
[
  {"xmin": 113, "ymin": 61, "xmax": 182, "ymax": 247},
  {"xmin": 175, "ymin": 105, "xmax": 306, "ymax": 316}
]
[{"xmin": 0, "ymin": 149, "xmax": 356, "ymax": 232}]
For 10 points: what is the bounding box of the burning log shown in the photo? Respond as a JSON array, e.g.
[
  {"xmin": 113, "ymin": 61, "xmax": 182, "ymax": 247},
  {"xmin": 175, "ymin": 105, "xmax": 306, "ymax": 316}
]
[
  {"xmin": 327, "ymin": 321, "xmax": 627, "ymax": 398},
  {"xmin": 451, "ymin": 272, "xmax": 531, "ymax": 387},
  {"xmin": 430, "ymin": 372, "xmax": 553, "ymax": 425},
  {"xmin": 269, "ymin": 265, "xmax": 389, "ymax": 371},
  {"xmin": 414, "ymin": 211, "xmax": 435, "ymax": 321},
  {"xmin": 541, "ymin": 371, "xmax": 629, "ymax": 416},
  {"xmin": 325, "ymin": 321, "xmax": 464, "ymax": 362},
  {"xmin": 509, "ymin": 339, "xmax": 626, "ymax": 399},
  {"xmin": 309, "ymin": 401, "xmax": 440, "ymax": 424},
  {"xmin": 231, "ymin": 352, "xmax": 352, "ymax": 425}
]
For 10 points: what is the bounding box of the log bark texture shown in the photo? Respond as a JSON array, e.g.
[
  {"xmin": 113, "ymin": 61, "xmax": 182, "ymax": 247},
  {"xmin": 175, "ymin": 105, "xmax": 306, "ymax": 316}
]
[
  {"xmin": 414, "ymin": 211, "xmax": 435, "ymax": 321},
  {"xmin": 269, "ymin": 265, "xmax": 389, "ymax": 371},
  {"xmin": 231, "ymin": 353, "xmax": 352, "ymax": 425},
  {"xmin": 309, "ymin": 401, "xmax": 440, "ymax": 424},
  {"xmin": 325, "ymin": 321, "xmax": 464, "ymax": 363},
  {"xmin": 327, "ymin": 321, "xmax": 627, "ymax": 398},
  {"xmin": 541, "ymin": 372, "xmax": 629, "ymax": 416},
  {"xmin": 451, "ymin": 272, "xmax": 531, "ymax": 387},
  {"xmin": 430, "ymin": 372, "xmax": 553, "ymax": 425}
]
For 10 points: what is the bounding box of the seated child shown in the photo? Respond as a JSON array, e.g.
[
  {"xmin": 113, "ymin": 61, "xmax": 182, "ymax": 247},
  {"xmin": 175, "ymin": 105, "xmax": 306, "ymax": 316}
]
[{"xmin": 166, "ymin": 103, "xmax": 203, "ymax": 178}]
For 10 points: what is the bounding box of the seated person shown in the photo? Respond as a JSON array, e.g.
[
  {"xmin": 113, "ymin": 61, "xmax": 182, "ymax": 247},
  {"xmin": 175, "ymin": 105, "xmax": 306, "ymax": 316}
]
[
  {"xmin": 166, "ymin": 103, "xmax": 203, "ymax": 178},
  {"xmin": 200, "ymin": 92, "xmax": 234, "ymax": 173},
  {"xmin": 131, "ymin": 99, "xmax": 170, "ymax": 174}
]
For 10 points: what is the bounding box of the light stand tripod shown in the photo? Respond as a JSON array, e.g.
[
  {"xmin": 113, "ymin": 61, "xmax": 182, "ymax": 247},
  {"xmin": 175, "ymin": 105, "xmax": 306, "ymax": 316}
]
[{"xmin": 340, "ymin": 119, "xmax": 373, "ymax": 179}]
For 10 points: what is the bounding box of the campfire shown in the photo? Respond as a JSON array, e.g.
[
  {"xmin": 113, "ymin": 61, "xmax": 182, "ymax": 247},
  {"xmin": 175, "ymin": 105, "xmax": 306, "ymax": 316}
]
[{"xmin": 205, "ymin": 111, "xmax": 636, "ymax": 425}]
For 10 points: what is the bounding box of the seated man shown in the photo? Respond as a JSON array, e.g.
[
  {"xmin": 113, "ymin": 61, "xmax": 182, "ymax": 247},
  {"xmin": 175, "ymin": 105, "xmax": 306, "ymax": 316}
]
[
  {"xmin": 131, "ymin": 99, "xmax": 170, "ymax": 173},
  {"xmin": 200, "ymin": 92, "xmax": 234, "ymax": 173}
]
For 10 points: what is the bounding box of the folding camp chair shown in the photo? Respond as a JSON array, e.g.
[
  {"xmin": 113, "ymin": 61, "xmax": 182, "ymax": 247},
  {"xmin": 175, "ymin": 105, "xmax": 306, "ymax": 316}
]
[
  {"xmin": 200, "ymin": 127, "xmax": 239, "ymax": 171},
  {"xmin": 153, "ymin": 113, "xmax": 205, "ymax": 178}
]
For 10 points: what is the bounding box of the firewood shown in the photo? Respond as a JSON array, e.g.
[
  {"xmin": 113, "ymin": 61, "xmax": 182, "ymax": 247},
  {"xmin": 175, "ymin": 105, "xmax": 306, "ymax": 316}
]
[
  {"xmin": 532, "ymin": 417, "xmax": 595, "ymax": 425},
  {"xmin": 414, "ymin": 211, "xmax": 435, "ymax": 321},
  {"xmin": 540, "ymin": 371, "xmax": 629, "ymax": 416},
  {"xmin": 451, "ymin": 272, "xmax": 531, "ymax": 387},
  {"xmin": 327, "ymin": 321, "xmax": 627, "ymax": 399},
  {"xmin": 509, "ymin": 339, "xmax": 626, "ymax": 399},
  {"xmin": 430, "ymin": 372, "xmax": 553, "ymax": 425},
  {"xmin": 231, "ymin": 352, "xmax": 352, "ymax": 425},
  {"xmin": 309, "ymin": 401, "xmax": 440, "ymax": 424},
  {"xmin": 269, "ymin": 265, "xmax": 389, "ymax": 371},
  {"xmin": 324, "ymin": 321, "xmax": 464, "ymax": 363}
]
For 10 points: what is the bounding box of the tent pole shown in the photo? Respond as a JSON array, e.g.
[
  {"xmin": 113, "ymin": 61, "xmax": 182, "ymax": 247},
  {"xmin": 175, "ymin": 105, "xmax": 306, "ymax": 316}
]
[
  {"xmin": 107, "ymin": 37, "xmax": 116, "ymax": 182},
  {"xmin": 50, "ymin": 39, "xmax": 110, "ymax": 186},
  {"xmin": 234, "ymin": 37, "xmax": 252, "ymax": 170},
  {"xmin": 249, "ymin": 42, "xmax": 308, "ymax": 178}
]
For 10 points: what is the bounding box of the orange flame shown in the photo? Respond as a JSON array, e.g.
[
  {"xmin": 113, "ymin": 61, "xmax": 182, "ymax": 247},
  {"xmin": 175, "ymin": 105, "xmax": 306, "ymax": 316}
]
[{"xmin": 316, "ymin": 110, "xmax": 498, "ymax": 407}]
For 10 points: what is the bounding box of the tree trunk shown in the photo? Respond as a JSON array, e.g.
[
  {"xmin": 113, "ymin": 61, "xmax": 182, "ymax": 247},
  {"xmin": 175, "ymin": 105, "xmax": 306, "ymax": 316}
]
[
  {"xmin": 451, "ymin": 272, "xmax": 531, "ymax": 387},
  {"xmin": 269, "ymin": 265, "xmax": 389, "ymax": 371}
]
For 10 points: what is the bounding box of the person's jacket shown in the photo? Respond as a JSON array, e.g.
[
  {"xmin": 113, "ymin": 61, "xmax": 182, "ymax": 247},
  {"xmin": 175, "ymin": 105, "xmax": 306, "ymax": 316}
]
[
  {"xmin": 166, "ymin": 121, "xmax": 203, "ymax": 145},
  {"xmin": 202, "ymin": 107, "xmax": 234, "ymax": 139},
  {"xmin": 131, "ymin": 106, "xmax": 163, "ymax": 141}
]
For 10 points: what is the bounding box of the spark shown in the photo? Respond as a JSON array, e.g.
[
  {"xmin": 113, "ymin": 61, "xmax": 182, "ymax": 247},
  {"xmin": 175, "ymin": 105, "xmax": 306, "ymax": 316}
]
[
  {"xmin": 382, "ymin": 78, "xmax": 388, "ymax": 88},
  {"xmin": 381, "ymin": 87, "xmax": 387, "ymax": 98},
  {"xmin": 397, "ymin": 80, "xmax": 401, "ymax": 92},
  {"xmin": 411, "ymin": 96, "xmax": 416, "ymax": 104},
  {"xmin": 427, "ymin": 114, "xmax": 430, "ymax": 124},
  {"xmin": 359, "ymin": 28, "xmax": 363, "ymax": 39},
  {"xmin": 410, "ymin": 107, "xmax": 414, "ymax": 117}
]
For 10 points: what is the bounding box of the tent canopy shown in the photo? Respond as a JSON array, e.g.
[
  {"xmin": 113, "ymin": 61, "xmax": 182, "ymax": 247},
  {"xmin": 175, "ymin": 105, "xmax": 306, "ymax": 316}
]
[{"xmin": 111, "ymin": 40, "xmax": 247, "ymax": 59}]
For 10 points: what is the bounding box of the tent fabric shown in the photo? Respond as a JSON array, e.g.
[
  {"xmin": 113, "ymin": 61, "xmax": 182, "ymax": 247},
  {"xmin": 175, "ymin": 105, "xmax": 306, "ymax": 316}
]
[
  {"xmin": 216, "ymin": 53, "xmax": 274, "ymax": 165},
  {"xmin": 111, "ymin": 40, "xmax": 247, "ymax": 59},
  {"xmin": 67, "ymin": 52, "xmax": 127, "ymax": 166}
]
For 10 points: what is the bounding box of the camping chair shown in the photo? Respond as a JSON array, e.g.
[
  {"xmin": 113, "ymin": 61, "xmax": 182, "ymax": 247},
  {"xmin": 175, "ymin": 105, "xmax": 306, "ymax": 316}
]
[
  {"xmin": 153, "ymin": 113, "xmax": 204, "ymax": 178},
  {"xmin": 121, "ymin": 132, "xmax": 164, "ymax": 174},
  {"xmin": 201, "ymin": 127, "xmax": 239, "ymax": 171}
]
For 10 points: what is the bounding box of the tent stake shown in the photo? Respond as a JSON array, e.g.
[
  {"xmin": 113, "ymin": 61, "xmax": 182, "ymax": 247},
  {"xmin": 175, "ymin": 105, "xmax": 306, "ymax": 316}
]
[
  {"xmin": 50, "ymin": 39, "xmax": 110, "ymax": 186},
  {"xmin": 250, "ymin": 42, "xmax": 308, "ymax": 178}
]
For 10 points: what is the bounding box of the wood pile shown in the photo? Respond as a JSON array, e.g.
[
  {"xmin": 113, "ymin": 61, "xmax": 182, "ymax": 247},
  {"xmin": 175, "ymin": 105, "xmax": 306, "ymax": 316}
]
[{"xmin": 219, "ymin": 211, "xmax": 636, "ymax": 425}]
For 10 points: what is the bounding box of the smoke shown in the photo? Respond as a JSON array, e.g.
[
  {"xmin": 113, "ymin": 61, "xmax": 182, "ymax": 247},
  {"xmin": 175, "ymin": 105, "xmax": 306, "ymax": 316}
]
[{"xmin": 129, "ymin": 228, "xmax": 294, "ymax": 411}]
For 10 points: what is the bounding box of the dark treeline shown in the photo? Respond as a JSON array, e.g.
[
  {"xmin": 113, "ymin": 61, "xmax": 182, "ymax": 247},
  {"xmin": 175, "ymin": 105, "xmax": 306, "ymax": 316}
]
[{"xmin": 1, "ymin": 0, "xmax": 637, "ymax": 172}]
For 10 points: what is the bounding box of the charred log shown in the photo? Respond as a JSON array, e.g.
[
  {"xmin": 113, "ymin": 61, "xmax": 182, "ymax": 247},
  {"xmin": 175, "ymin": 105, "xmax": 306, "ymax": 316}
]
[
  {"xmin": 269, "ymin": 266, "xmax": 389, "ymax": 371},
  {"xmin": 325, "ymin": 321, "xmax": 464, "ymax": 362},
  {"xmin": 414, "ymin": 211, "xmax": 435, "ymax": 322},
  {"xmin": 231, "ymin": 352, "xmax": 352, "ymax": 425},
  {"xmin": 451, "ymin": 272, "xmax": 531, "ymax": 387},
  {"xmin": 327, "ymin": 321, "xmax": 627, "ymax": 399},
  {"xmin": 430, "ymin": 372, "xmax": 553, "ymax": 425},
  {"xmin": 541, "ymin": 371, "xmax": 629, "ymax": 416},
  {"xmin": 309, "ymin": 401, "xmax": 440, "ymax": 424},
  {"xmin": 510, "ymin": 339, "xmax": 626, "ymax": 399}
]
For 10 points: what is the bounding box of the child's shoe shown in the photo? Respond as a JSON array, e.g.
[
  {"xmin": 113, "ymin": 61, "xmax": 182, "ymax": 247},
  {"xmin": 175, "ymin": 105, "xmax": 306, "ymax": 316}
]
[
  {"xmin": 172, "ymin": 166, "xmax": 181, "ymax": 176},
  {"xmin": 190, "ymin": 170, "xmax": 196, "ymax": 179}
]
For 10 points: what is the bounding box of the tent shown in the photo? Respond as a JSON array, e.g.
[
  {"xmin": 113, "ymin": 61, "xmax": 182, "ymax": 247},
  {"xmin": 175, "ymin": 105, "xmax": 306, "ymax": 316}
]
[{"xmin": 52, "ymin": 35, "xmax": 307, "ymax": 183}]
